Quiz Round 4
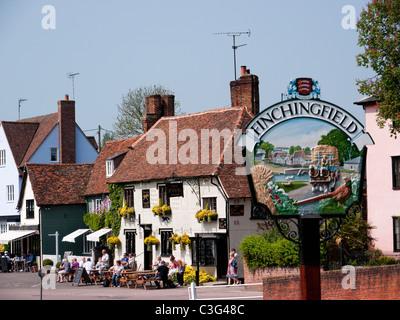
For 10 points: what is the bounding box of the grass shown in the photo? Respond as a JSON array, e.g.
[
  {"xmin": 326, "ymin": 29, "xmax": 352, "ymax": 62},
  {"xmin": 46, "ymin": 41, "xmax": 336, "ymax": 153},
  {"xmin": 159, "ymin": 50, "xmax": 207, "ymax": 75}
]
[{"xmin": 275, "ymin": 181, "xmax": 308, "ymax": 193}]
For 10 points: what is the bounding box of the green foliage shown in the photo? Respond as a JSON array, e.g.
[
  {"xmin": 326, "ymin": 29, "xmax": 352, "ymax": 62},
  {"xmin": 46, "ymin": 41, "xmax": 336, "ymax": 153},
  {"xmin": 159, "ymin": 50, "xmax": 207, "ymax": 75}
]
[
  {"xmin": 105, "ymin": 184, "xmax": 124, "ymax": 237},
  {"xmin": 356, "ymin": 0, "xmax": 400, "ymax": 136},
  {"xmin": 83, "ymin": 211, "xmax": 105, "ymax": 232},
  {"xmin": 42, "ymin": 259, "xmax": 53, "ymax": 266},
  {"xmin": 240, "ymin": 229, "xmax": 299, "ymax": 270},
  {"xmin": 318, "ymin": 129, "xmax": 360, "ymax": 165},
  {"xmin": 113, "ymin": 85, "xmax": 183, "ymax": 139}
]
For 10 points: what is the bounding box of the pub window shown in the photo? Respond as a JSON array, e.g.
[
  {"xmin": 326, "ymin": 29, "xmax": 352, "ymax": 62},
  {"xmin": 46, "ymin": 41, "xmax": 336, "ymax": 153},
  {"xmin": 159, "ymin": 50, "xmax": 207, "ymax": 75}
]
[
  {"xmin": 394, "ymin": 218, "xmax": 400, "ymax": 252},
  {"xmin": 50, "ymin": 147, "xmax": 59, "ymax": 162},
  {"xmin": 392, "ymin": 156, "xmax": 400, "ymax": 189},
  {"xmin": 158, "ymin": 185, "xmax": 169, "ymax": 205},
  {"xmin": 0, "ymin": 149, "xmax": 6, "ymax": 166},
  {"xmin": 203, "ymin": 197, "xmax": 217, "ymax": 211},
  {"xmin": 160, "ymin": 229, "xmax": 173, "ymax": 256},
  {"xmin": 125, "ymin": 188, "xmax": 134, "ymax": 208},
  {"xmin": 26, "ymin": 199, "xmax": 34, "ymax": 219},
  {"xmin": 125, "ymin": 230, "xmax": 136, "ymax": 255},
  {"xmin": 192, "ymin": 238, "xmax": 216, "ymax": 266}
]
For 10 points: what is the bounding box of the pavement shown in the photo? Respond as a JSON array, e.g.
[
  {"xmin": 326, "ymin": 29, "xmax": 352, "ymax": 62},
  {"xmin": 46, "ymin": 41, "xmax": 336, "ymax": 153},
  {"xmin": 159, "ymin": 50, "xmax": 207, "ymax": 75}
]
[{"xmin": 0, "ymin": 271, "xmax": 263, "ymax": 301}]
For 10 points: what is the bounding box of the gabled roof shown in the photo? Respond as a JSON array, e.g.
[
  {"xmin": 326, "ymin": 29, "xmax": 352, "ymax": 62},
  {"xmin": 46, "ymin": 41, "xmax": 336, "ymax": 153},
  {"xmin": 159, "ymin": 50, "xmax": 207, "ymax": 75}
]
[
  {"xmin": 108, "ymin": 106, "xmax": 253, "ymax": 198},
  {"xmin": 84, "ymin": 136, "xmax": 141, "ymax": 197},
  {"xmin": 20, "ymin": 163, "xmax": 93, "ymax": 207},
  {"xmin": 1, "ymin": 113, "xmax": 58, "ymax": 169}
]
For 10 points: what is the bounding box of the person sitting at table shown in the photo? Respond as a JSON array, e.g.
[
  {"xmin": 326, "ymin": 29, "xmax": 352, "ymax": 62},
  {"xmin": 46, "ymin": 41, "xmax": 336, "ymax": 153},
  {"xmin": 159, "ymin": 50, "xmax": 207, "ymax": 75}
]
[
  {"xmin": 101, "ymin": 249, "xmax": 109, "ymax": 270},
  {"xmin": 128, "ymin": 253, "xmax": 136, "ymax": 270},
  {"xmin": 83, "ymin": 258, "xmax": 94, "ymax": 273},
  {"xmin": 154, "ymin": 255, "xmax": 164, "ymax": 269},
  {"xmin": 57, "ymin": 259, "xmax": 71, "ymax": 283},
  {"xmin": 121, "ymin": 253, "xmax": 129, "ymax": 269},
  {"xmin": 109, "ymin": 260, "xmax": 124, "ymax": 287},
  {"xmin": 95, "ymin": 257, "xmax": 104, "ymax": 272},
  {"xmin": 79, "ymin": 257, "xmax": 86, "ymax": 268},
  {"xmin": 154, "ymin": 260, "xmax": 169, "ymax": 289},
  {"xmin": 71, "ymin": 257, "xmax": 79, "ymax": 270},
  {"xmin": 26, "ymin": 252, "xmax": 34, "ymax": 271}
]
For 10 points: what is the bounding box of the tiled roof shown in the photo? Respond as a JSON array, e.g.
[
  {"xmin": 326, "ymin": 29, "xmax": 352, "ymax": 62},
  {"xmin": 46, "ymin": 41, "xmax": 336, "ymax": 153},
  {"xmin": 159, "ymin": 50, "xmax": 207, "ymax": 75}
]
[
  {"xmin": 1, "ymin": 113, "xmax": 58, "ymax": 168},
  {"xmin": 108, "ymin": 107, "xmax": 253, "ymax": 198},
  {"xmin": 84, "ymin": 136, "xmax": 141, "ymax": 196},
  {"xmin": 25, "ymin": 163, "xmax": 93, "ymax": 206}
]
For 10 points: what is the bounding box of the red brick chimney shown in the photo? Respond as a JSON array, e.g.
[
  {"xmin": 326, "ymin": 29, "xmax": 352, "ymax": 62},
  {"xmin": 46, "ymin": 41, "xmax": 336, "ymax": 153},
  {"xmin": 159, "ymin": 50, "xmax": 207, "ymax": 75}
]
[
  {"xmin": 58, "ymin": 94, "xmax": 76, "ymax": 163},
  {"xmin": 230, "ymin": 66, "xmax": 260, "ymax": 115},
  {"xmin": 142, "ymin": 95, "xmax": 175, "ymax": 132}
]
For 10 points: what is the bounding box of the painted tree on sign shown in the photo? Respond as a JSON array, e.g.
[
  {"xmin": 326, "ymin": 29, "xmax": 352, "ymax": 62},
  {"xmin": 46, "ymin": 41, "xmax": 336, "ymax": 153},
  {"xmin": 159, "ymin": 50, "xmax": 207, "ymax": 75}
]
[{"xmin": 356, "ymin": 0, "xmax": 400, "ymax": 136}]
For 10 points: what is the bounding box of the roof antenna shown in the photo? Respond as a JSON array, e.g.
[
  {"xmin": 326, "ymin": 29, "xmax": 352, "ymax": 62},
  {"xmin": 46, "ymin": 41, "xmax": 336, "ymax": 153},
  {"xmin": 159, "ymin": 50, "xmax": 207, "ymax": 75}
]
[
  {"xmin": 67, "ymin": 72, "xmax": 79, "ymax": 99},
  {"xmin": 214, "ymin": 30, "xmax": 251, "ymax": 80},
  {"xmin": 18, "ymin": 98, "xmax": 27, "ymax": 120}
]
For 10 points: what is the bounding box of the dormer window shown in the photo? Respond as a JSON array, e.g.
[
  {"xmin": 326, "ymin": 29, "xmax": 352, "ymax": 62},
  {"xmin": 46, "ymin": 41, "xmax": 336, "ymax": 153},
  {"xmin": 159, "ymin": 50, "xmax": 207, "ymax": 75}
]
[{"xmin": 106, "ymin": 159, "xmax": 114, "ymax": 177}]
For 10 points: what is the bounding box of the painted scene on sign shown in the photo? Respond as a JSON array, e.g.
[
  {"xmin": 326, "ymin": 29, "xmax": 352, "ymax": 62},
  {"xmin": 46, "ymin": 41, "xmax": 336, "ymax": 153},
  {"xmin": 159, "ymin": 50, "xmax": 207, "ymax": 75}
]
[{"xmin": 250, "ymin": 118, "xmax": 362, "ymax": 216}]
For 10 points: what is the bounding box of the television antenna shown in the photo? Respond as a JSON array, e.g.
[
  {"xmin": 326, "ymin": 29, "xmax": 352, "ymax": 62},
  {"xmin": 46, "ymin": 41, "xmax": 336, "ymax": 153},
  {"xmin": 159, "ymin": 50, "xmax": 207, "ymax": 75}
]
[
  {"xmin": 67, "ymin": 72, "xmax": 79, "ymax": 99},
  {"xmin": 18, "ymin": 98, "xmax": 27, "ymax": 120},
  {"xmin": 214, "ymin": 30, "xmax": 251, "ymax": 80}
]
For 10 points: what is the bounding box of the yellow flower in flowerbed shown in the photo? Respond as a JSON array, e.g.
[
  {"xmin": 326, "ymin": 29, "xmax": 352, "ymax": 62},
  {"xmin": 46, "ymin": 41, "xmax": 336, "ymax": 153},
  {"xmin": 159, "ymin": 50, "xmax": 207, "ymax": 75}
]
[{"xmin": 183, "ymin": 265, "xmax": 216, "ymax": 284}]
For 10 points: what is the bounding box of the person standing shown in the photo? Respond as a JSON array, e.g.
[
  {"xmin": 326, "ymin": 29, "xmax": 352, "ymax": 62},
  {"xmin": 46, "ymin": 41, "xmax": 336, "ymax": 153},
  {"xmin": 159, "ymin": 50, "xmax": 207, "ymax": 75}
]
[
  {"xmin": 101, "ymin": 249, "xmax": 109, "ymax": 269},
  {"xmin": 226, "ymin": 252, "xmax": 240, "ymax": 285}
]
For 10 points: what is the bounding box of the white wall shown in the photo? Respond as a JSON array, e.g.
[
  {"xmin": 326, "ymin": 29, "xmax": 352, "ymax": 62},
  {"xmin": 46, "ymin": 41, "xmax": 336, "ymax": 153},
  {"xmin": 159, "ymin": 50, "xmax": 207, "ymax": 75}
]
[
  {"xmin": 116, "ymin": 178, "xmax": 227, "ymax": 273},
  {"xmin": 0, "ymin": 125, "xmax": 21, "ymax": 221}
]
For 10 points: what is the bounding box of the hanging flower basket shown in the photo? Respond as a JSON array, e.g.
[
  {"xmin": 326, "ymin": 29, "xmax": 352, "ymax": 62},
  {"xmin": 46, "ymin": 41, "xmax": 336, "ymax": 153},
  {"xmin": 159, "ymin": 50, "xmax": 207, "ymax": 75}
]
[
  {"xmin": 107, "ymin": 236, "xmax": 121, "ymax": 251},
  {"xmin": 152, "ymin": 199, "xmax": 172, "ymax": 217},
  {"xmin": 180, "ymin": 233, "xmax": 192, "ymax": 250},
  {"xmin": 168, "ymin": 233, "xmax": 180, "ymax": 250},
  {"xmin": 119, "ymin": 206, "xmax": 135, "ymax": 219},
  {"xmin": 144, "ymin": 235, "xmax": 159, "ymax": 251},
  {"xmin": 195, "ymin": 203, "xmax": 218, "ymax": 223}
]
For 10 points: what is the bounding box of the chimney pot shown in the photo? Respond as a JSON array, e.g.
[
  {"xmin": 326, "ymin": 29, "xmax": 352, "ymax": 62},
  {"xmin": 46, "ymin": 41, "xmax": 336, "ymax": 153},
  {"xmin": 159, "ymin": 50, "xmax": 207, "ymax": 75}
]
[
  {"xmin": 65, "ymin": 94, "xmax": 69, "ymax": 100},
  {"xmin": 241, "ymin": 66, "xmax": 247, "ymax": 76}
]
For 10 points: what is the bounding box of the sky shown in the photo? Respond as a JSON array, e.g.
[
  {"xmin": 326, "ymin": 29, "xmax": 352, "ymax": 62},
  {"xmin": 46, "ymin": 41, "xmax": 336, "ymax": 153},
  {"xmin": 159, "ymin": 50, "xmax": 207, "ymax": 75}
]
[{"xmin": 0, "ymin": 0, "xmax": 373, "ymax": 143}]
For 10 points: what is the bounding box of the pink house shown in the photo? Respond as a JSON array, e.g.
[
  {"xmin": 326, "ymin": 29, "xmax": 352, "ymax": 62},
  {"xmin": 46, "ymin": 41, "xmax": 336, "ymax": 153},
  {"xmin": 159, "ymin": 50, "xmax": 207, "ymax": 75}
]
[{"xmin": 355, "ymin": 97, "xmax": 400, "ymax": 257}]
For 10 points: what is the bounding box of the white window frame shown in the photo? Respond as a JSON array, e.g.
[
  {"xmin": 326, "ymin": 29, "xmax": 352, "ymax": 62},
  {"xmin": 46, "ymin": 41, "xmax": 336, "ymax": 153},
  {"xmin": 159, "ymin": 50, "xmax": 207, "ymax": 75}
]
[
  {"xmin": 6, "ymin": 185, "xmax": 14, "ymax": 202},
  {"xmin": 203, "ymin": 197, "xmax": 217, "ymax": 211},
  {"xmin": 0, "ymin": 149, "xmax": 6, "ymax": 166},
  {"xmin": 93, "ymin": 198, "xmax": 102, "ymax": 213},
  {"xmin": 106, "ymin": 159, "xmax": 114, "ymax": 177},
  {"xmin": 50, "ymin": 147, "xmax": 59, "ymax": 163}
]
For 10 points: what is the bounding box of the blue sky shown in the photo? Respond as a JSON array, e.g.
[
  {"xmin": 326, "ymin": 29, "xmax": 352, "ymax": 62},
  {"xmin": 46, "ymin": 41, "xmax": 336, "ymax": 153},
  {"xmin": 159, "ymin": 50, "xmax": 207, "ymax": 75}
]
[{"xmin": 0, "ymin": 0, "xmax": 373, "ymax": 141}]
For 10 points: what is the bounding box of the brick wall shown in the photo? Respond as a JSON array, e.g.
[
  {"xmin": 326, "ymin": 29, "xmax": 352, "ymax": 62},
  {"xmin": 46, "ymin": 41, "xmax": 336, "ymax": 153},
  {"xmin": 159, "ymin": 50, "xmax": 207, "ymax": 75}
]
[{"xmin": 250, "ymin": 264, "xmax": 400, "ymax": 300}]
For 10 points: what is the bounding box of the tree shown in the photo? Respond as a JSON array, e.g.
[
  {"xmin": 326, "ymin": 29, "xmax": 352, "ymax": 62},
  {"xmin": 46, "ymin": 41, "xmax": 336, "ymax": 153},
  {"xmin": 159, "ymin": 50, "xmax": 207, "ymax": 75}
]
[
  {"xmin": 356, "ymin": 0, "xmax": 400, "ymax": 136},
  {"xmin": 258, "ymin": 141, "xmax": 275, "ymax": 156},
  {"xmin": 318, "ymin": 129, "xmax": 360, "ymax": 165},
  {"xmin": 113, "ymin": 85, "xmax": 182, "ymax": 139}
]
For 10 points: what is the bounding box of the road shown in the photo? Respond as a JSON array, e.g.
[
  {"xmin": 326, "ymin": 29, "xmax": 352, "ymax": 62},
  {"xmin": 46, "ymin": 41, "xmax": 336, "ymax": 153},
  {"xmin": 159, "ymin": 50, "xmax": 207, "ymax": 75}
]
[{"xmin": 0, "ymin": 271, "xmax": 263, "ymax": 301}]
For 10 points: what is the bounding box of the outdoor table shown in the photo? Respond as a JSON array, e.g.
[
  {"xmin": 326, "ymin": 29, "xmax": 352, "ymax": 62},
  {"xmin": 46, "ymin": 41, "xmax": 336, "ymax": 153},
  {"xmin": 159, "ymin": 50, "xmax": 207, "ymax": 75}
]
[
  {"xmin": 133, "ymin": 270, "xmax": 156, "ymax": 290},
  {"xmin": 11, "ymin": 259, "xmax": 25, "ymax": 272}
]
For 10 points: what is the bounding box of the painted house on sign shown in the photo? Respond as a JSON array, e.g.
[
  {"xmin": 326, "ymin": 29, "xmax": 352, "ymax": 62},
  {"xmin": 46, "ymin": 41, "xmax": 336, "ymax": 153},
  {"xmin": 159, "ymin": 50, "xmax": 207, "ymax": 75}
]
[{"xmin": 0, "ymin": 95, "xmax": 98, "ymax": 259}]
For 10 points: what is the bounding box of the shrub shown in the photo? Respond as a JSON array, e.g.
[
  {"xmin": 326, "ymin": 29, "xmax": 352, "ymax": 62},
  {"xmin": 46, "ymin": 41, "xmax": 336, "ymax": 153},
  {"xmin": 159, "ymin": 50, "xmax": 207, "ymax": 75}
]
[
  {"xmin": 42, "ymin": 259, "xmax": 54, "ymax": 266},
  {"xmin": 183, "ymin": 265, "xmax": 216, "ymax": 284},
  {"xmin": 239, "ymin": 234, "xmax": 299, "ymax": 269}
]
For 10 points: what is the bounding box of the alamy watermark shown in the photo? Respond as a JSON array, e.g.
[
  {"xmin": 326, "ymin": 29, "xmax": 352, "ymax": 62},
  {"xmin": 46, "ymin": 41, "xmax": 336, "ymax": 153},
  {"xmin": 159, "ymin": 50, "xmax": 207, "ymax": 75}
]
[
  {"xmin": 341, "ymin": 265, "xmax": 356, "ymax": 290},
  {"xmin": 341, "ymin": 5, "xmax": 357, "ymax": 30},
  {"xmin": 41, "ymin": 5, "xmax": 56, "ymax": 30}
]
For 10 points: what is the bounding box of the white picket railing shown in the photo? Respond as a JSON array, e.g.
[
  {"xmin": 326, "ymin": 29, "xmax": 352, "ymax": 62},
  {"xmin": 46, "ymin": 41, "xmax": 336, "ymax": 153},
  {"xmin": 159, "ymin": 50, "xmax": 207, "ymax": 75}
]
[{"xmin": 188, "ymin": 282, "xmax": 263, "ymax": 300}]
